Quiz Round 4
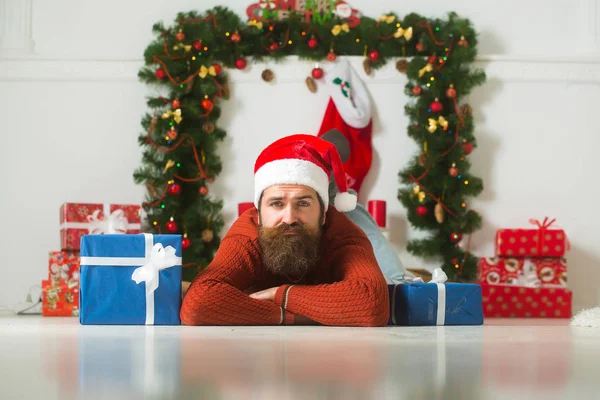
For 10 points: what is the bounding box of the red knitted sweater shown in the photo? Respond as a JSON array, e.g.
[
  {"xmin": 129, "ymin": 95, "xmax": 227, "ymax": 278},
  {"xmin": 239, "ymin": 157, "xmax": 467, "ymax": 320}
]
[{"xmin": 180, "ymin": 207, "xmax": 389, "ymax": 326}]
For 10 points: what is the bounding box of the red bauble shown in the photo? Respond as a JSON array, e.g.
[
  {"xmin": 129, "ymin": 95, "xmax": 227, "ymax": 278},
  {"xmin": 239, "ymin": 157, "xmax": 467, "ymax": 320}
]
[
  {"xmin": 201, "ymin": 98, "xmax": 214, "ymax": 112},
  {"xmin": 168, "ymin": 128, "xmax": 178, "ymax": 140},
  {"xmin": 166, "ymin": 221, "xmax": 178, "ymax": 233},
  {"xmin": 415, "ymin": 42, "xmax": 424, "ymax": 52},
  {"xmin": 175, "ymin": 31, "xmax": 185, "ymax": 41},
  {"xmin": 449, "ymin": 166, "xmax": 459, "ymax": 177},
  {"xmin": 212, "ymin": 63, "xmax": 222, "ymax": 76},
  {"xmin": 430, "ymin": 99, "xmax": 443, "ymax": 113},
  {"xmin": 182, "ymin": 237, "xmax": 191, "ymax": 249},
  {"xmin": 311, "ymin": 67, "xmax": 324, "ymax": 79},
  {"xmin": 368, "ymin": 49, "xmax": 381, "ymax": 63},
  {"xmin": 412, "ymin": 86, "xmax": 422, "ymax": 96},
  {"xmin": 450, "ymin": 232, "xmax": 463, "ymax": 243},
  {"xmin": 446, "ymin": 86, "xmax": 457, "ymax": 99},
  {"xmin": 462, "ymin": 142, "xmax": 474, "ymax": 155},
  {"xmin": 307, "ymin": 37, "xmax": 319, "ymax": 48},
  {"xmin": 168, "ymin": 183, "xmax": 181, "ymax": 195},
  {"xmin": 199, "ymin": 186, "xmax": 209, "ymax": 196},
  {"xmin": 171, "ymin": 99, "xmax": 180, "ymax": 109},
  {"xmin": 269, "ymin": 42, "xmax": 279, "ymax": 51},
  {"xmin": 427, "ymin": 55, "xmax": 437, "ymax": 64},
  {"xmin": 416, "ymin": 205, "xmax": 429, "ymax": 216},
  {"xmin": 235, "ymin": 58, "xmax": 247, "ymax": 70},
  {"xmin": 155, "ymin": 69, "xmax": 165, "ymax": 80},
  {"xmin": 193, "ymin": 40, "xmax": 202, "ymax": 51},
  {"xmin": 231, "ymin": 31, "xmax": 241, "ymax": 43},
  {"xmin": 326, "ymin": 51, "xmax": 337, "ymax": 61}
]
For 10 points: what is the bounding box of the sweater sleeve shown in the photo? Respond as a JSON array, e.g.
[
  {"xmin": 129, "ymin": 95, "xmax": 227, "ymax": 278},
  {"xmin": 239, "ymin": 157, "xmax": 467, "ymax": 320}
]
[
  {"xmin": 180, "ymin": 236, "xmax": 293, "ymax": 326},
  {"xmin": 273, "ymin": 233, "xmax": 389, "ymax": 327}
]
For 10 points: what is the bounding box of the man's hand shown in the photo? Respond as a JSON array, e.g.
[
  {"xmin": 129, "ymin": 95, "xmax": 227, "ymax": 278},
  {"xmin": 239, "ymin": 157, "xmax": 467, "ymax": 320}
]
[{"xmin": 249, "ymin": 286, "xmax": 279, "ymax": 301}]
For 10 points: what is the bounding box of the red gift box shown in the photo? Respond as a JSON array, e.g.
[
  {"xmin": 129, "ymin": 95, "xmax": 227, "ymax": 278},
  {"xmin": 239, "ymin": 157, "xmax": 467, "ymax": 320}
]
[
  {"xmin": 482, "ymin": 285, "xmax": 571, "ymax": 318},
  {"xmin": 478, "ymin": 257, "xmax": 567, "ymax": 287},
  {"xmin": 48, "ymin": 251, "xmax": 80, "ymax": 285},
  {"xmin": 42, "ymin": 280, "xmax": 79, "ymax": 317},
  {"xmin": 59, "ymin": 203, "xmax": 141, "ymax": 251},
  {"xmin": 495, "ymin": 218, "xmax": 568, "ymax": 258}
]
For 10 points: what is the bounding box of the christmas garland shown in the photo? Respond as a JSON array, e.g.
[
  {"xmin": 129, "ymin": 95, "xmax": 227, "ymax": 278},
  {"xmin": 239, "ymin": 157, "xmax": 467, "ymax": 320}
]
[{"xmin": 135, "ymin": 6, "xmax": 485, "ymax": 282}]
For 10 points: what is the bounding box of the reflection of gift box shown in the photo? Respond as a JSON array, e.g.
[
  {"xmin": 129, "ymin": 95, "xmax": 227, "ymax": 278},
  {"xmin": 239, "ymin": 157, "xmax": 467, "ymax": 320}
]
[
  {"xmin": 482, "ymin": 285, "xmax": 572, "ymax": 318},
  {"xmin": 495, "ymin": 218, "xmax": 568, "ymax": 258},
  {"xmin": 79, "ymin": 233, "xmax": 182, "ymax": 325},
  {"xmin": 388, "ymin": 282, "xmax": 484, "ymax": 326},
  {"xmin": 48, "ymin": 251, "xmax": 80, "ymax": 285},
  {"xmin": 478, "ymin": 257, "xmax": 567, "ymax": 287},
  {"xmin": 60, "ymin": 202, "xmax": 141, "ymax": 251},
  {"xmin": 42, "ymin": 280, "xmax": 79, "ymax": 317}
]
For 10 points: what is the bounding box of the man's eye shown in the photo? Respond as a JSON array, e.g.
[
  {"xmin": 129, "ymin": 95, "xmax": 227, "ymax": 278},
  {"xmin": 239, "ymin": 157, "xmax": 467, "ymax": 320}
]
[
  {"xmin": 298, "ymin": 201, "xmax": 309, "ymax": 207},
  {"xmin": 270, "ymin": 202, "xmax": 283, "ymax": 207}
]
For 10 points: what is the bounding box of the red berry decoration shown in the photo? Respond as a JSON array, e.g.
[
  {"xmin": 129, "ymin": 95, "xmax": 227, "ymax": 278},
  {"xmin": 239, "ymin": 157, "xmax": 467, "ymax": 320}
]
[
  {"xmin": 307, "ymin": 37, "xmax": 319, "ymax": 48},
  {"xmin": 167, "ymin": 128, "xmax": 178, "ymax": 140},
  {"xmin": 415, "ymin": 42, "xmax": 424, "ymax": 52},
  {"xmin": 175, "ymin": 30, "xmax": 185, "ymax": 41},
  {"xmin": 416, "ymin": 205, "xmax": 429, "ymax": 216},
  {"xmin": 201, "ymin": 98, "xmax": 214, "ymax": 112},
  {"xmin": 446, "ymin": 84, "xmax": 457, "ymax": 99},
  {"xmin": 269, "ymin": 42, "xmax": 279, "ymax": 51},
  {"xmin": 462, "ymin": 142, "xmax": 474, "ymax": 155},
  {"xmin": 168, "ymin": 183, "xmax": 181, "ymax": 195},
  {"xmin": 166, "ymin": 220, "xmax": 178, "ymax": 233},
  {"xmin": 182, "ymin": 237, "xmax": 191, "ymax": 249},
  {"xmin": 235, "ymin": 57, "xmax": 247, "ymax": 70},
  {"xmin": 430, "ymin": 98, "xmax": 443, "ymax": 113},
  {"xmin": 368, "ymin": 49, "xmax": 380, "ymax": 63},
  {"xmin": 311, "ymin": 67, "xmax": 324, "ymax": 79},
  {"xmin": 412, "ymin": 86, "xmax": 422, "ymax": 96},
  {"xmin": 450, "ymin": 232, "xmax": 463, "ymax": 243},
  {"xmin": 199, "ymin": 186, "xmax": 209, "ymax": 196},
  {"xmin": 449, "ymin": 166, "xmax": 459, "ymax": 177},
  {"xmin": 193, "ymin": 40, "xmax": 202, "ymax": 51},
  {"xmin": 212, "ymin": 63, "xmax": 222, "ymax": 76},
  {"xmin": 326, "ymin": 51, "xmax": 337, "ymax": 61},
  {"xmin": 171, "ymin": 99, "xmax": 180, "ymax": 109},
  {"xmin": 427, "ymin": 55, "xmax": 437, "ymax": 64},
  {"xmin": 155, "ymin": 69, "xmax": 165, "ymax": 80}
]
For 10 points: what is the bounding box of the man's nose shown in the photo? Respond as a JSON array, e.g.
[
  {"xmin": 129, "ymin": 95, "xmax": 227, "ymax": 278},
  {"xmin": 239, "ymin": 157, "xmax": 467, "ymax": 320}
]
[{"xmin": 281, "ymin": 204, "xmax": 298, "ymax": 225}]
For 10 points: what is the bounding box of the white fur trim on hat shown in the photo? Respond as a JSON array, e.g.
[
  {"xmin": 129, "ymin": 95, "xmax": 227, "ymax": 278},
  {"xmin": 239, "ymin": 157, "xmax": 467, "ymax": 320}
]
[
  {"xmin": 326, "ymin": 59, "xmax": 372, "ymax": 129},
  {"xmin": 254, "ymin": 158, "xmax": 330, "ymax": 210}
]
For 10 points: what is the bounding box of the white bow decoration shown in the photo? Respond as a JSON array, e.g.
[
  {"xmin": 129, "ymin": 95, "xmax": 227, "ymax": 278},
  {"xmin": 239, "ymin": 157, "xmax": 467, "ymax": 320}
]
[
  {"xmin": 398, "ymin": 268, "xmax": 448, "ymax": 325},
  {"xmin": 132, "ymin": 243, "xmax": 180, "ymax": 325},
  {"xmin": 517, "ymin": 260, "xmax": 541, "ymax": 288},
  {"xmin": 87, "ymin": 209, "xmax": 129, "ymax": 234}
]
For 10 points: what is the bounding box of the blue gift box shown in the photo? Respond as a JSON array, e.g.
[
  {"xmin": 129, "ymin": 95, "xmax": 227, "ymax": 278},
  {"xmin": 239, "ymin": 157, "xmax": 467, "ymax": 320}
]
[
  {"xmin": 79, "ymin": 233, "xmax": 182, "ymax": 325},
  {"xmin": 388, "ymin": 282, "xmax": 484, "ymax": 326}
]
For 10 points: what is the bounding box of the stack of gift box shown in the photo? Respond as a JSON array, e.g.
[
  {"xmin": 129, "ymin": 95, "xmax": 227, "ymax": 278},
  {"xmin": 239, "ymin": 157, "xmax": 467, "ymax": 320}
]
[
  {"xmin": 42, "ymin": 203, "xmax": 142, "ymax": 317},
  {"xmin": 478, "ymin": 218, "xmax": 572, "ymax": 318}
]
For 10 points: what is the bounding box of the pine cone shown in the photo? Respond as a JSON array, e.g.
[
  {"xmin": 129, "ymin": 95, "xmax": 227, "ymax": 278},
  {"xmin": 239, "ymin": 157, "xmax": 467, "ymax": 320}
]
[{"xmin": 396, "ymin": 60, "xmax": 409, "ymax": 74}]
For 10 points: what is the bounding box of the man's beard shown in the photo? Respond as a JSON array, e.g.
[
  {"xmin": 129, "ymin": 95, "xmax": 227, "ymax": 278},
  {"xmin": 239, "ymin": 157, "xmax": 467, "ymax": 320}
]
[{"xmin": 258, "ymin": 222, "xmax": 322, "ymax": 281}]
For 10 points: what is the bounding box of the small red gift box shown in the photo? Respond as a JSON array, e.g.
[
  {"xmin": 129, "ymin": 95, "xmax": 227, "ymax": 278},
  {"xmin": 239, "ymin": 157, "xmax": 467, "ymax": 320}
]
[
  {"xmin": 482, "ymin": 284, "xmax": 572, "ymax": 318},
  {"xmin": 59, "ymin": 203, "xmax": 141, "ymax": 251},
  {"xmin": 42, "ymin": 280, "xmax": 79, "ymax": 317},
  {"xmin": 48, "ymin": 251, "xmax": 80, "ymax": 285},
  {"xmin": 478, "ymin": 257, "xmax": 567, "ymax": 287},
  {"xmin": 495, "ymin": 217, "xmax": 568, "ymax": 258}
]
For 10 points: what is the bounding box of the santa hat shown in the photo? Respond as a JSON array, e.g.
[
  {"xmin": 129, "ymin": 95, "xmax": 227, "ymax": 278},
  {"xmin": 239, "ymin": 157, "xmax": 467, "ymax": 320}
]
[{"xmin": 254, "ymin": 134, "xmax": 357, "ymax": 212}]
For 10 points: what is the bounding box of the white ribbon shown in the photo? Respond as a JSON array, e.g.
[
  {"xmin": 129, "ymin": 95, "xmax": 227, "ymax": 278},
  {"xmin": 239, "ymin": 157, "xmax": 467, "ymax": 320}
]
[
  {"xmin": 80, "ymin": 233, "xmax": 182, "ymax": 325},
  {"xmin": 517, "ymin": 260, "xmax": 542, "ymax": 288}
]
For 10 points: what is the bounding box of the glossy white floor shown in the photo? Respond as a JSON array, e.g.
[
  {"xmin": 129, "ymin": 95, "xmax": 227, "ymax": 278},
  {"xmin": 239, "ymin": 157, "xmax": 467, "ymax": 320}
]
[{"xmin": 1, "ymin": 312, "xmax": 599, "ymax": 400}]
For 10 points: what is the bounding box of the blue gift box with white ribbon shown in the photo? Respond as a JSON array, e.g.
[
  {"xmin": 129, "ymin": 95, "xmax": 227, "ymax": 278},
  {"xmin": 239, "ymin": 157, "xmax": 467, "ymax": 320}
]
[
  {"xmin": 79, "ymin": 233, "xmax": 182, "ymax": 325},
  {"xmin": 388, "ymin": 269, "xmax": 484, "ymax": 326}
]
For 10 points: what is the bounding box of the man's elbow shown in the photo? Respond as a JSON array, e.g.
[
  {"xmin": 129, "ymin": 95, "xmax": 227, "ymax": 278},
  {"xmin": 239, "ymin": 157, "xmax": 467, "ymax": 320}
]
[{"xmin": 180, "ymin": 283, "xmax": 214, "ymax": 326}]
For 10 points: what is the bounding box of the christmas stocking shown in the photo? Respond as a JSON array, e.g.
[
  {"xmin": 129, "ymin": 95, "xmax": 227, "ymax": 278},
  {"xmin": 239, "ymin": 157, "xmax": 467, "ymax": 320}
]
[{"xmin": 318, "ymin": 59, "xmax": 373, "ymax": 197}]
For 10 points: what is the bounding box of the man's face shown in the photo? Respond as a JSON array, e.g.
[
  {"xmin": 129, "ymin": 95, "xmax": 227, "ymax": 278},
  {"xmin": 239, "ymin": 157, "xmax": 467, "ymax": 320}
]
[{"xmin": 258, "ymin": 185, "xmax": 325, "ymax": 280}]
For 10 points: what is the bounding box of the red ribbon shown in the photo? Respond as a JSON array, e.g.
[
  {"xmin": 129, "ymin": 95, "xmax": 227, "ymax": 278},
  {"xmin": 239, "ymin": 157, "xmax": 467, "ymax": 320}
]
[{"xmin": 528, "ymin": 217, "xmax": 570, "ymax": 254}]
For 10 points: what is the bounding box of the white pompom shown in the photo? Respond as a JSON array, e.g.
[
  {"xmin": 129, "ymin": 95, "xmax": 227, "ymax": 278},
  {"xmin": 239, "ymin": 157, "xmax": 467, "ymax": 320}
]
[{"xmin": 334, "ymin": 192, "xmax": 357, "ymax": 212}]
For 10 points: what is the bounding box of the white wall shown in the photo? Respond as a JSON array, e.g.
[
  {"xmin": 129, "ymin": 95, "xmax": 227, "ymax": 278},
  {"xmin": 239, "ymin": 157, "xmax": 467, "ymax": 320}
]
[{"xmin": 1, "ymin": 0, "xmax": 599, "ymax": 312}]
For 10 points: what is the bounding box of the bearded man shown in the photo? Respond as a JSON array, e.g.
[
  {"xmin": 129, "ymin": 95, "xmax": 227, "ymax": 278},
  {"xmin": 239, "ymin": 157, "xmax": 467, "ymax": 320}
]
[{"xmin": 180, "ymin": 134, "xmax": 389, "ymax": 326}]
